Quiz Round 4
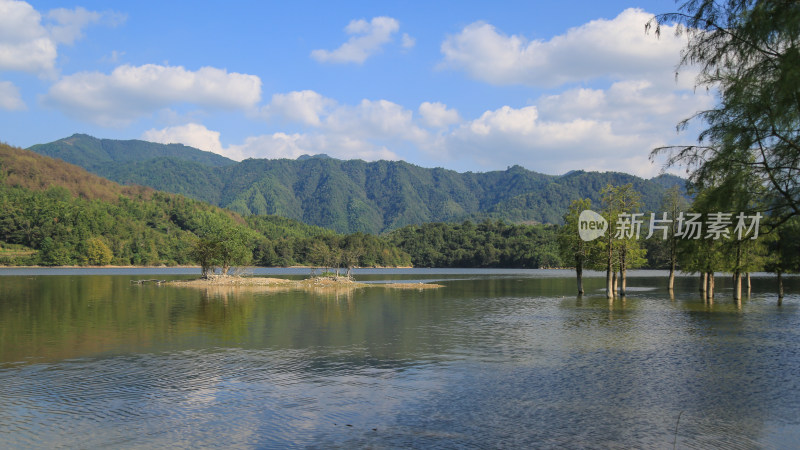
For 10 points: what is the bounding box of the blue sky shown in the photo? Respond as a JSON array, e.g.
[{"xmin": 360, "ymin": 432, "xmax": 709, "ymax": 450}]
[{"xmin": 0, "ymin": 0, "xmax": 711, "ymax": 176}]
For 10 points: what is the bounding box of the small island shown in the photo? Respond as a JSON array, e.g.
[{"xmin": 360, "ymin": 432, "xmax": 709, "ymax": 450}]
[{"xmin": 166, "ymin": 274, "xmax": 444, "ymax": 291}]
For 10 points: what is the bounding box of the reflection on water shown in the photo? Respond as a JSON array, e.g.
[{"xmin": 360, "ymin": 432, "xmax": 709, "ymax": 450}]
[{"xmin": 0, "ymin": 271, "xmax": 798, "ymax": 448}]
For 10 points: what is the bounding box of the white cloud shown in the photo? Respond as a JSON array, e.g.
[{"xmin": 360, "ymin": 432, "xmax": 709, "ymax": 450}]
[
  {"xmin": 141, "ymin": 122, "xmax": 398, "ymax": 162},
  {"xmin": 44, "ymin": 64, "xmax": 262, "ymax": 126},
  {"xmin": 264, "ymin": 90, "xmax": 334, "ymax": 126},
  {"xmin": 401, "ymin": 33, "xmax": 416, "ymax": 49},
  {"xmin": 325, "ymin": 98, "xmax": 428, "ymax": 142},
  {"xmin": 229, "ymin": 133, "xmax": 398, "ymax": 161},
  {"xmin": 538, "ymin": 81, "xmax": 712, "ymax": 131},
  {"xmin": 0, "ymin": 0, "xmax": 122, "ymax": 76},
  {"xmin": 46, "ymin": 6, "xmax": 124, "ymax": 45},
  {"xmin": 440, "ymin": 8, "xmax": 689, "ymax": 88},
  {"xmin": 141, "ymin": 123, "xmax": 225, "ymax": 155},
  {"xmin": 429, "ymin": 68, "xmax": 713, "ymax": 176},
  {"xmin": 0, "ymin": 80, "xmax": 25, "ymax": 110},
  {"xmin": 436, "ymin": 104, "xmax": 661, "ymax": 176},
  {"xmin": 418, "ymin": 101, "xmax": 460, "ymax": 128},
  {"xmin": 0, "ymin": 0, "xmax": 57, "ymax": 74},
  {"xmin": 264, "ymin": 90, "xmax": 429, "ymax": 143},
  {"xmin": 311, "ymin": 16, "xmax": 400, "ymax": 64}
]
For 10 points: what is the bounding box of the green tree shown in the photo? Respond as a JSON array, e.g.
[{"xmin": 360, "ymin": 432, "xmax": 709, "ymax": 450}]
[
  {"xmin": 651, "ymin": 185, "xmax": 689, "ymax": 290},
  {"xmin": 649, "ymin": 0, "xmax": 800, "ymax": 224},
  {"xmin": 191, "ymin": 213, "xmax": 255, "ymax": 276},
  {"xmin": 215, "ymin": 227, "xmax": 253, "ymax": 275},
  {"xmin": 600, "ymin": 184, "xmax": 647, "ymax": 297},
  {"xmin": 191, "ymin": 237, "xmax": 220, "ymax": 278},
  {"xmin": 85, "ymin": 237, "xmax": 113, "ymax": 265},
  {"xmin": 558, "ymin": 198, "xmax": 593, "ymax": 295},
  {"xmin": 765, "ymin": 217, "xmax": 800, "ymax": 301}
]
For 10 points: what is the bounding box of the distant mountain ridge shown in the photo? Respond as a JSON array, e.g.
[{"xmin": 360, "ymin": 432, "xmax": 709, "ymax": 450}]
[
  {"xmin": 28, "ymin": 134, "xmax": 235, "ymax": 170},
  {"xmin": 28, "ymin": 134, "xmax": 685, "ymax": 233}
]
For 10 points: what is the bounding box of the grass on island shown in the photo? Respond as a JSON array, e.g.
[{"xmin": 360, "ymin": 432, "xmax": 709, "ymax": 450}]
[{"xmin": 167, "ymin": 273, "xmax": 444, "ymax": 291}]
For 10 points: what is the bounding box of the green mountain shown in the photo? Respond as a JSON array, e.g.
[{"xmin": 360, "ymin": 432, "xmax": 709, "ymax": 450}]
[
  {"xmin": 0, "ymin": 142, "xmax": 409, "ymax": 268},
  {"xmin": 28, "ymin": 133, "xmax": 235, "ymax": 170},
  {"xmin": 28, "ymin": 134, "xmax": 686, "ymax": 234}
]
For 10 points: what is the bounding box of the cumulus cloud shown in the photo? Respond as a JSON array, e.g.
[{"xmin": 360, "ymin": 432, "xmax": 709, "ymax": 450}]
[
  {"xmin": 440, "ymin": 104, "xmax": 655, "ymax": 175},
  {"xmin": 537, "ymin": 80, "xmax": 713, "ymax": 134},
  {"xmin": 0, "ymin": 0, "xmax": 122, "ymax": 75},
  {"xmin": 431, "ymin": 80, "xmax": 712, "ymax": 177},
  {"xmin": 0, "ymin": 81, "xmax": 26, "ymax": 110},
  {"xmin": 325, "ymin": 98, "xmax": 428, "ymax": 142},
  {"xmin": 44, "ymin": 64, "xmax": 262, "ymax": 126},
  {"xmin": 311, "ymin": 16, "xmax": 402, "ymax": 64},
  {"xmin": 141, "ymin": 123, "xmax": 399, "ymax": 162},
  {"xmin": 440, "ymin": 8, "xmax": 689, "ymax": 88},
  {"xmin": 418, "ymin": 101, "xmax": 460, "ymax": 128},
  {"xmin": 229, "ymin": 133, "xmax": 399, "ymax": 161},
  {"xmin": 0, "ymin": 0, "xmax": 57, "ymax": 74},
  {"xmin": 141, "ymin": 123, "xmax": 225, "ymax": 155},
  {"xmin": 264, "ymin": 90, "xmax": 334, "ymax": 126},
  {"xmin": 264, "ymin": 90, "xmax": 429, "ymax": 143},
  {"xmin": 147, "ymin": 91, "xmax": 430, "ymax": 163}
]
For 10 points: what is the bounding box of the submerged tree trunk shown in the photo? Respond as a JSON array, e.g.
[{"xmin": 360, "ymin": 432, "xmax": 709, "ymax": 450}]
[
  {"xmin": 668, "ymin": 259, "xmax": 676, "ymax": 291},
  {"xmin": 613, "ymin": 270, "xmax": 618, "ymax": 296},
  {"xmin": 778, "ymin": 270, "xmax": 784, "ymax": 304},
  {"xmin": 707, "ymin": 272, "xmax": 715, "ymax": 301},
  {"xmin": 576, "ymin": 262, "xmax": 584, "ymax": 295},
  {"xmin": 606, "ymin": 244, "xmax": 614, "ymax": 299},
  {"xmin": 700, "ymin": 272, "xmax": 708, "ymax": 296},
  {"xmin": 733, "ymin": 243, "xmax": 742, "ymax": 300},
  {"xmin": 619, "ymin": 246, "xmax": 627, "ymax": 297},
  {"xmin": 746, "ymin": 273, "xmax": 752, "ymax": 297}
]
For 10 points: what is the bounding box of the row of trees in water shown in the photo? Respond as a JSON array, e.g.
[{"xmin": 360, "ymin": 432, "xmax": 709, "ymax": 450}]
[{"xmin": 558, "ymin": 183, "xmax": 800, "ymax": 302}]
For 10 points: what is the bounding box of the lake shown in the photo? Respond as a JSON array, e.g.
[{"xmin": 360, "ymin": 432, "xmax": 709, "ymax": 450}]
[{"xmin": 1, "ymin": 268, "xmax": 798, "ymax": 448}]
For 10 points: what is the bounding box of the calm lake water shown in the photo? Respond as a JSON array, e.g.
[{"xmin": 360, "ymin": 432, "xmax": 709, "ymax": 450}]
[{"xmin": 1, "ymin": 268, "xmax": 798, "ymax": 448}]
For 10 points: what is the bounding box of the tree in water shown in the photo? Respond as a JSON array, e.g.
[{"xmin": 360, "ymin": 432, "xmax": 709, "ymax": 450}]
[
  {"xmin": 650, "ymin": 186, "xmax": 689, "ymax": 291},
  {"xmin": 558, "ymin": 198, "xmax": 594, "ymax": 295},
  {"xmin": 601, "ymin": 184, "xmax": 647, "ymax": 297},
  {"xmin": 765, "ymin": 217, "xmax": 800, "ymax": 303}
]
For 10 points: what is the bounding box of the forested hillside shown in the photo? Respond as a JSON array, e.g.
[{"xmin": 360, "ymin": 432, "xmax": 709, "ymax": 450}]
[
  {"xmin": 29, "ymin": 135, "xmax": 686, "ymax": 233},
  {"xmin": 0, "ymin": 142, "xmax": 410, "ymax": 268},
  {"xmin": 388, "ymin": 220, "xmax": 561, "ymax": 268}
]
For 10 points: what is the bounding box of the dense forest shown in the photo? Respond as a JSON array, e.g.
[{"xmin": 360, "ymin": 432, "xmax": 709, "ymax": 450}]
[
  {"xmin": 29, "ymin": 134, "xmax": 685, "ymax": 233},
  {"xmin": 388, "ymin": 220, "xmax": 561, "ymax": 268},
  {"xmin": 0, "ymin": 143, "xmax": 410, "ymax": 268}
]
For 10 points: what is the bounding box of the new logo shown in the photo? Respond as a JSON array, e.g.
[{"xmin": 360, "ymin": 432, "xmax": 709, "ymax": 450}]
[{"xmin": 579, "ymin": 210, "xmax": 607, "ymax": 241}]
